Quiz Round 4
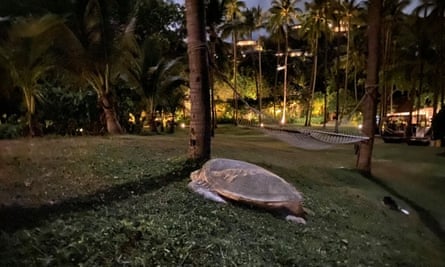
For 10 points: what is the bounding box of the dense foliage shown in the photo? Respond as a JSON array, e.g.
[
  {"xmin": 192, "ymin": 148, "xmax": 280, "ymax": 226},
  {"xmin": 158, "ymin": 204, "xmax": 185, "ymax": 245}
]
[{"xmin": 0, "ymin": 0, "xmax": 442, "ymax": 137}]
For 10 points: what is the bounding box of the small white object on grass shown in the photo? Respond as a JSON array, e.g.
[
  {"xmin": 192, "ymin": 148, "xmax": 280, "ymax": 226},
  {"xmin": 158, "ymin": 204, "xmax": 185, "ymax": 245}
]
[{"xmin": 400, "ymin": 208, "xmax": 410, "ymax": 215}]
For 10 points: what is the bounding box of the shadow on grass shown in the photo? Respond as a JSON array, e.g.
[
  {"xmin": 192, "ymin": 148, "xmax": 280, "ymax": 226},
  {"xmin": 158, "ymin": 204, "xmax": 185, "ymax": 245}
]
[
  {"xmin": 359, "ymin": 171, "xmax": 445, "ymax": 244},
  {"xmin": 0, "ymin": 162, "xmax": 199, "ymax": 233}
]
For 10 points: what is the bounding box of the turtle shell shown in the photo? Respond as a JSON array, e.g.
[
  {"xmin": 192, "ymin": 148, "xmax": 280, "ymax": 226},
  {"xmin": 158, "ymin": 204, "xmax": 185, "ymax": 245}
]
[{"xmin": 192, "ymin": 158, "xmax": 303, "ymax": 204}]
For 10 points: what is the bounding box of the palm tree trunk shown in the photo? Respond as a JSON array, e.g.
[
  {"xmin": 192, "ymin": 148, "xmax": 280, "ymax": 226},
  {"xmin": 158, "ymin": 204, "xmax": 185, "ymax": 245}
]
[
  {"xmin": 100, "ymin": 94, "xmax": 123, "ymax": 135},
  {"xmin": 323, "ymin": 20, "xmax": 328, "ymax": 128},
  {"xmin": 307, "ymin": 35, "xmax": 319, "ymax": 127},
  {"xmin": 356, "ymin": 0, "xmax": 382, "ymax": 173},
  {"xmin": 209, "ymin": 29, "xmax": 217, "ymax": 136},
  {"xmin": 23, "ymin": 88, "xmax": 35, "ymax": 136},
  {"xmin": 186, "ymin": 0, "xmax": 211, "ymax": 161},
  {"xmin": 258, "ymin": 48, "xmax": 263, "ymax": 124},
  {"xmin": 281, "ymin": 31, "xmax": 289, "ymax": 124},
  {"xmin": 273, "ymin": 43, "xmax": 281, "ymax": 120},
  {"xmin": 343, "ymin": 18, "xmax": 351, "ymax": 119},
  {"xmin": 232, "ymin": 31, "xmax": 238, "ymax": 125}
]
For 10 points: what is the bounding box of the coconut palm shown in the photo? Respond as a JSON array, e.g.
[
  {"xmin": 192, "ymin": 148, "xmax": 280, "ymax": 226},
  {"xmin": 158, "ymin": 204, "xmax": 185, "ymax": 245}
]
[
  {"xmin": 415, "ymin": 0, "xmax": 445, "ymax": 115},
  {"xmin": 300, "ymin": 1, "xmax": 331, "ymax": 126},
  {"xmin": 339, "ymin": 0, "xmax": 363, "ymax": 119},
  {"xmin": 240, "ymin": 6, "xmax": 265, "ymax": 123},
  {"xmin": 185, "ymin": 0, "xmax": 212, "ymax": 160},
  {"xmin": 56, "ymin": 0, "xmax": 142, "ymax": 135},
  {"xmin": 240, "ymin": 5, "xmax": 264, "ymax": 39},
  {"xmin": 267, "ymin": 0, "xmax": 301, "ymax": 124},
  {"xmin": 220, "ymin": 0, "xmax": 246, "ymax": 125},
  {"xmin": 206, "ymin": 0, "xmax": 228, "ymax": 134},
  {"xmin": 146, "ymin": 58, "xmax": 187, "ymax": 131},
  {"xmin": 0, "ymin": 15, "xmax": 64, "ymax": 136},
  {"xmin": 121, "ymin": 31, "xmax": 186, "ymax": 133},
  {"xmin": 379, "ymin": 0, "xmax": 410, "ymax": 118}
]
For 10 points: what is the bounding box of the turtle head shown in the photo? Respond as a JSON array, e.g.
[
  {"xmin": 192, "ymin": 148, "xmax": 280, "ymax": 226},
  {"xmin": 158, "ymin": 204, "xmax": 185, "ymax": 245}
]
[{"xmin": 190, "ymin": 169, "xmax": 201, "ymax": 180}]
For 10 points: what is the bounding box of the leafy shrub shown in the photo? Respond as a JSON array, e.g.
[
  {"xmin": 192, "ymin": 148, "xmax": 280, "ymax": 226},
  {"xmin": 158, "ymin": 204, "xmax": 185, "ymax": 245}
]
[
  {"xmin": 38, "ymin": 87, "xmax": 102, "ymax": 135},
  {"xmin": 0, "ymin": 114, "xmax": 24, "ymax": 139},
  {"xmin": 0, "ymin": 123, "xmax": 23, "ymax": 139}
]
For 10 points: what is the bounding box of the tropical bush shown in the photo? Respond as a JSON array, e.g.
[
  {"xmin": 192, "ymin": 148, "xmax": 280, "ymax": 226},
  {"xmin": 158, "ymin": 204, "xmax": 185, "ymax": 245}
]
[
  {"xmin": 0, "ymin": 122, "xmax": 23, "ymax": 139},
  {"xmin": 39, "ymin": 86, "xmax": 101, "ymax": 135}
]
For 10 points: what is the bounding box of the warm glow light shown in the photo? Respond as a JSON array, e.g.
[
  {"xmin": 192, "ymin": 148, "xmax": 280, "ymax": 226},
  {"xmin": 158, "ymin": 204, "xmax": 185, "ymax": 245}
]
[
  {"xmin": 289, "ymin": 50, "xmax": 303, "ymax": 57},
  {"xmin": 260, "ymin": 123, "xmax": 264, "ymax": 127},
  {"xmin": 180, "ymin": 123, "xmax": 186, "ymax": 128},
  {"xmin": 358, "ymin": 124, "xmax": 363, "ymax": 129},
  {"xmin": 237, "ymin": 40, "xmax": 257, "ymax": 46}
]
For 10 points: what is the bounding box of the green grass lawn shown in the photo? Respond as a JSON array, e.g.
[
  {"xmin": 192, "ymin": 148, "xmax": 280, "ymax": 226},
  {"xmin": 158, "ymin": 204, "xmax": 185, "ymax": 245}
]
[{"xmin": 0, "ymin": 125, "xmax": 444, "ymax": 266}]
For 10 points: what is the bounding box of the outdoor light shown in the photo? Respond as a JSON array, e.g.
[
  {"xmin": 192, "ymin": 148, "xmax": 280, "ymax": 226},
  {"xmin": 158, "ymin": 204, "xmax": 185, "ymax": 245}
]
[
  {"xmin": 180, "ymin": 123, "xmax": 186, "ymax": 128},
  {"xmin": 260, "ymin": 123, "xmax": 264, "ymax": 128},
  {"xmin": 289, "ymin": 51, "xmax": 303, "ymax": 57},
  {"xmin": 236, "ymin": 40, "xmax": 256, "ymax": 46},
  {"xmin": 276, "ymin": 65, "xmax": 286, "ymax": 71}
]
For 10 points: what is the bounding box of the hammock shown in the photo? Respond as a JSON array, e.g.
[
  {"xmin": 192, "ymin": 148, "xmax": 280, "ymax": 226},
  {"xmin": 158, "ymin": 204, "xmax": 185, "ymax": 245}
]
[
  {"xmin": 258, "ymin": 126, "xmax": 369, "ymax": 151},
  {"xmin": 212, "ymin": 66, "xmax": 369, "ymax": 150}
]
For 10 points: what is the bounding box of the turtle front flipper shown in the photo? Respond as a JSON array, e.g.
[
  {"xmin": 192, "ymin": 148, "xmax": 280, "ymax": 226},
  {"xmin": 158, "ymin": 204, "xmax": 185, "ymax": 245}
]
[
  {"xmin": 188, "ymin": 180, "xmax": 227, "ymax": 203},
  {"xmin": 285, "ymin": 215, "xmax": 306, "ymax": 224}
]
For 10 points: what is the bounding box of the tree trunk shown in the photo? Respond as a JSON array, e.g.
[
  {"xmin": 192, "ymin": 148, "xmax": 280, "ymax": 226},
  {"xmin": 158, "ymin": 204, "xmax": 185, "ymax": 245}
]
[
  {"xmin": 306, "ymin": 35, "xmax": 319, "ymax": 127},
  {"xmin": 273, "ymin": 43, "xmax": 281, "ymax": 120},
  {"xmin": 356, "ymin": 0, "xmax": 382, "ymax": 174},
  {"xmin": 281, "ymin": 30, "xmax": 289, "ymax": 124},
  {"xmin": 100, "ymin": 94, "xmax": 123, "ymax": 135},
  {"xmin": 232, "ymin": 31, "xmax": 238, "ymax": 125},
  {"xmin": 209, "ymin": 28, "xmax": 217, "ymax": 136},
  {"xmin": 186, "ymin": 0, "xmax": 211, "ymax": 161}
]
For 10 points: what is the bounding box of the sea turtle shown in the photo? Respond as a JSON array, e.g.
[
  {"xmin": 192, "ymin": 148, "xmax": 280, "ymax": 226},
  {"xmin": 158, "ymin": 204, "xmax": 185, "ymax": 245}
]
[{"xmin": 188, "ymin": 158, "xmax": 307, "ymax": 224}]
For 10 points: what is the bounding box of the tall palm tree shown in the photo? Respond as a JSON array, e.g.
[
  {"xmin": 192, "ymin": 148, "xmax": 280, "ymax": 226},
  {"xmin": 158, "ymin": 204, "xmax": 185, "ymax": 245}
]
[
  {"xmin": 356, "ymin": 0, "xmax": 382, "ymax": 173},
  {"xmin": 415, "ymin": 0, "xmax": 445, "ymax": 115},
  {"xmin": 121, "ymin": 34, "xmax": 186, "ymax": 133},
  {"xmin": 380, "ymin": 0, "xmax": 410, "ymax": 119},
  {"xmin": 241, "ymin": 6, "xmax": 265, "ymax": 123},
  {"xmin": 0, "ymin": 15, "xmax": 63, "ymax": 136},
  {"xmin": 339, "ymin": 0, "xmax": 362, "ymax": 120},
  {"xmin": 241, "ymin": 5, "xmax": 264, "ymax": 39},
  {"xmin": 185, "ymin": 0, "xmax": 212, "ymax": 161},
  {"xmin": 300, "ymin": 1, "xmax": 329, "ymax": 126},
  {"xmin": 268, "ymin": 0, "xmax": 301, "ymax": 124},
  {"xmin": 221, "ymin": 0, "xmax": 246, "ymax": 125},
  {"xmin": 206, "ymin": 0, "xmax": 227, "ymax": 134}
]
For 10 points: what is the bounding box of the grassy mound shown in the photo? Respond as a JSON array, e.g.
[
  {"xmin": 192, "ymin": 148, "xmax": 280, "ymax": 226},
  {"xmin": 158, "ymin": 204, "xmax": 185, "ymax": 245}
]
[{"xmin": 0, "ymin": 126, "xmax": 444, "ymax": 266}]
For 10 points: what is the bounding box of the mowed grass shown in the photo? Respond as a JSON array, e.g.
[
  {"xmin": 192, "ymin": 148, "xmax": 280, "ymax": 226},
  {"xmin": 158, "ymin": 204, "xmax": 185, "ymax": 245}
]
[{"xmin": 0, "ymin": 125, "xmax": 444, "ymax": 266}]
